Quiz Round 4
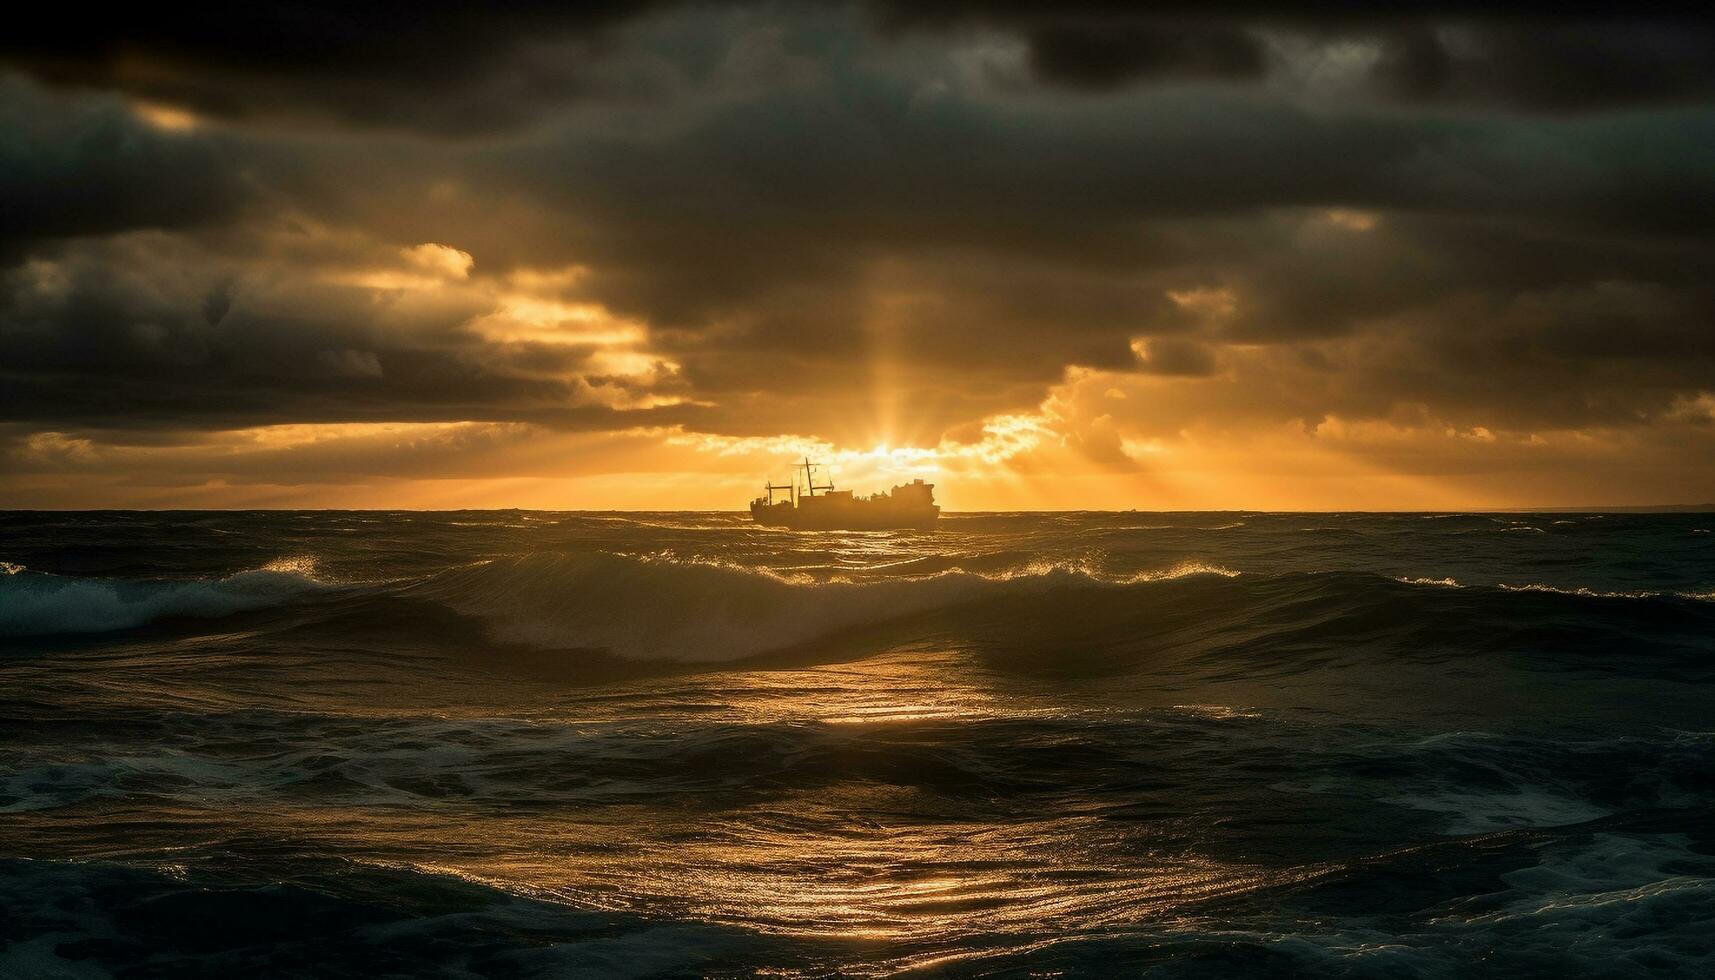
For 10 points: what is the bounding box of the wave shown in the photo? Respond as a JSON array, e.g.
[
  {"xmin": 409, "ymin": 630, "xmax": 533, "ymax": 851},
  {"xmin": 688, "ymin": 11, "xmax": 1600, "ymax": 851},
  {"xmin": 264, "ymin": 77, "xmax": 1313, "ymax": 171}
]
[
  {"xmin": 0, "ymin": 549, "xmax": 1239, "ymax": 651},
  {"xmin": 0, "ymin": 557, "xmax": 330, "ymax": 636},
  {"xmin": 8, "ymin": 544, "xmax": 1710, "ymax": 672},
  {"xmin": 1393, "ymin": 575, "xmax": 1715, "ymax": 603},
  {"xmin": 1497, "ymin": 581, "xmax": 1715, "ymax": 602},
  {"xmin": 409, "ymin": 553, "xmax": 1241, "ymax": 662},
  {"xmin": 0, "ymin": 856, "xmax": 761, "ymax": 980},
  {"xmin": 1117, "ymin": 560, "xmax": 1241, "ymax": 584}
]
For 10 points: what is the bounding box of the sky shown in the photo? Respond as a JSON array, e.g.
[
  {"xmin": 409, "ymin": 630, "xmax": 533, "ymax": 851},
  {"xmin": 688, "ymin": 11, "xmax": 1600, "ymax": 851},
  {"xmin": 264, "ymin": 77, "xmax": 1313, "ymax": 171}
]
[{"xmin": 3, "ymin": 3, "xmax": 1715, "ymax": 510}]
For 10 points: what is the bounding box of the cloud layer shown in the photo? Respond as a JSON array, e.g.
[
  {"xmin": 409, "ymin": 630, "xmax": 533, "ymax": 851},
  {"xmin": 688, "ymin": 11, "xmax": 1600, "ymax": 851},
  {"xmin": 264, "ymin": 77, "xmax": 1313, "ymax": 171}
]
[{"xmin": 3, "ymin": 3, "xmax": 1714, "ymax": 508}]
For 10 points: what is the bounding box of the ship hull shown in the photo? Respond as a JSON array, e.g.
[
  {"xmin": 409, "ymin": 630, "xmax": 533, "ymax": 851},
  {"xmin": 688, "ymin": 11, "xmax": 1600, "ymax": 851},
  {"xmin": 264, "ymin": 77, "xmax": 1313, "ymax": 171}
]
[{"xmin": 750, "ymin": 502, "xmax": 939, "ymax": 531}]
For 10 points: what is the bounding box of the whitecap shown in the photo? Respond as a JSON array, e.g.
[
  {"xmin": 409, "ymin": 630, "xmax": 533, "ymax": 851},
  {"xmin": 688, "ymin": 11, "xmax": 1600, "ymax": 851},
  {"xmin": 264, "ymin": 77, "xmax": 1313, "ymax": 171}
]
[
  {"xmin": 1394, "ymin": 576, "xmax": 1463, "ymax": 588},
  {"xmin": 0, "ymin": 559, "xmax": 332, "ymax": 636}
]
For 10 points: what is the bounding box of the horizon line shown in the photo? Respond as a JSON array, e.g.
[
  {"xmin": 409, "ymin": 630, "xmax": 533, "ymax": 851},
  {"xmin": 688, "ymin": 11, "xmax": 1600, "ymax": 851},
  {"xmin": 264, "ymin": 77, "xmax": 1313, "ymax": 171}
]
[{"xmin": 3, "ymin": 505, "xmax": 1712, "ymax": 515}]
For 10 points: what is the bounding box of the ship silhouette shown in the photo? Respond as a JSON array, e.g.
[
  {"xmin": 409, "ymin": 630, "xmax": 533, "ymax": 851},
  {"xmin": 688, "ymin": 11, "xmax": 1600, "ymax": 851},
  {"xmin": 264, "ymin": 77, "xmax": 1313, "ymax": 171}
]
[{"xmin": 750, "ymin": 458, "xmax": 940, "ymax": 530}]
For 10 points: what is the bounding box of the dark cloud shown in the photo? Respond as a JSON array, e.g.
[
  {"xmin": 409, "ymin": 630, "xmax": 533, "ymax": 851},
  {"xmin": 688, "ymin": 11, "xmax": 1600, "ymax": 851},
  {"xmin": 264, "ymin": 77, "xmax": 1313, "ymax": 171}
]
[
  {"xmin": 869, "ymin": 3, "xmax": 1715, "ymax": 110},
  {"xmin": 439, "ymin": 77, "xmax": 1715, "ymax": 404},
  {"xmin": 1370, "ymin": 21, "xmax": 1715, "ymax": 111},
  {"xmin": 1022, "ymin": 22, "xmax": 1265, "ymax": 91},
  {"xmin": 0, "ymin": 80, "xmax": 246, "ymax": 253},
  {"xmin": 0, "ymin": 235, "xmax": 697, "ymax": 432},
  {"xmin": 5, "ymin": 3, "xmax": 1715, "ymax": 139},
  {"xmin": 0, "ymin": 2, "xmax": 662, "ymax": 134},
  {"xmin": 1136, "ymin": 338, "xmax": 1220, "ymax": 377},
  {"xmin": 2, "ymin": 2, "xmax": 1715, "ymax": 504},
  {"xmin": 201, "ymin": 279, "xmax": 236, "ymax": 326}
]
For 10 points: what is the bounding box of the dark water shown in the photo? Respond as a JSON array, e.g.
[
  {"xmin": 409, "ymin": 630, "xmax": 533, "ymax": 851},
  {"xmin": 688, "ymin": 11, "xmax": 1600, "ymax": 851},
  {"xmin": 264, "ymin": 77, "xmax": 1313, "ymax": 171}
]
[{"xmin": 2, "ymin": 511, "xmax": 1713, "ymax": 978}]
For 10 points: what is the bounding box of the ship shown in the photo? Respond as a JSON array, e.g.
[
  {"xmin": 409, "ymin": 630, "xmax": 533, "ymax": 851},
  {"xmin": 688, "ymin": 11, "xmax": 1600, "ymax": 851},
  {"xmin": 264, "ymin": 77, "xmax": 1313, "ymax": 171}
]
[{"xmin": 750, "ymin": 458, "xmax": 940, "ymax": 530}]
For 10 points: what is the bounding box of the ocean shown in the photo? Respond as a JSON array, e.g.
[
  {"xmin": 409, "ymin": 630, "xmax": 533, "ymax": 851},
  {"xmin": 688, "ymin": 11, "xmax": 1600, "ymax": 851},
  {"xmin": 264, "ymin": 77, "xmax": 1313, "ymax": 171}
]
[{"xmin": 1, "ymin": 511, "xmax": 1712, "ymax": 977}]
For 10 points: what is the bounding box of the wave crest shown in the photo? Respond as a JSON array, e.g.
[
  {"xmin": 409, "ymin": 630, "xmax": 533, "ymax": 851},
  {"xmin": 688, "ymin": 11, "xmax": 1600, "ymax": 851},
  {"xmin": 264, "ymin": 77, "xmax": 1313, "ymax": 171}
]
[
  {"xmin": 0, "ymin": 559, "xmax": 330, "ymax": 636},
  {"xmin": 1498, "ymin": 582, "xmax": 1715, "ymax": 602},
  {"xmin": 412, "ymin": 552, "xmax": 1241, "ymax": 662}
]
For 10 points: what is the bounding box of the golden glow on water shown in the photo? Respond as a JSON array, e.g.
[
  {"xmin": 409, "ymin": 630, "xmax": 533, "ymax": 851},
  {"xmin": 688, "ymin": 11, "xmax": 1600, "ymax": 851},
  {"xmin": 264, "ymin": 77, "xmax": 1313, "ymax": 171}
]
[
  {"xmin": 550, "ymin": 666, "xmax": 1298, "ymax": 972},
  {"xmin": 182, "ymin": 801, "xmax": 1309, "ymax": 975},
  {"xmin": 644, "ymin": 653, "xmax": 1027, "ymax": 727},
  {"xmin": 243, "ymin": 798, "xmax": 1319, "ymax": 977},
  {"xmin": 8, "ymin": 648, "xmax": 1315, "ymax": 975}
]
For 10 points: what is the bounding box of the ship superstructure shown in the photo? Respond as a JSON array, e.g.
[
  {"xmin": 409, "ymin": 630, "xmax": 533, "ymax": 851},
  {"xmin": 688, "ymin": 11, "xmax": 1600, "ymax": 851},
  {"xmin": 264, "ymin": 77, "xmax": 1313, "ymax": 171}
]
[{"xmin": 750, "ymin": 458, "xmax": 940, "ymax": 530}]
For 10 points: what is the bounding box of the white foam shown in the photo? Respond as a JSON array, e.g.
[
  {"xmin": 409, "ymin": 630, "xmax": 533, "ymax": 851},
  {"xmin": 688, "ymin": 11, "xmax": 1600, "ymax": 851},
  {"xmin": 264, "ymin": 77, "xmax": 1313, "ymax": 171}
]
[
  {"xmin": 1496, "ymin": 582, "xmax": 1715, "ymax": 602},
  {"xmin": 1116, "ymin": 560, "xmax": 1242, "ymax": 584},
  {"xmin": 0, "ymin": 560, "xmax": 329, "ymax": 636},
  {"xmin": 1395, "ymin": 576, "xmax": 1463, "ymax": 588}
]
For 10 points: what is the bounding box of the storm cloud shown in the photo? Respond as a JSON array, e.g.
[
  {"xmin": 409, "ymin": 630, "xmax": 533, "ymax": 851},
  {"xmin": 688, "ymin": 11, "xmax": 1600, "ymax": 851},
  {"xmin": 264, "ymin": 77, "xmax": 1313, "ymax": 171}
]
[{"xmin": 2, "ymin": 2, "xmax": 1713, "ymax": 507}]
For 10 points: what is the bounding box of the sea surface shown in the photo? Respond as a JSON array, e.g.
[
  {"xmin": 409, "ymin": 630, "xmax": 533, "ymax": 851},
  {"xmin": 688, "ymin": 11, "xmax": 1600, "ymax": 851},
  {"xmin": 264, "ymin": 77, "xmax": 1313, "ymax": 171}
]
[{"xmin": 2, "ymin": 510, "xmax": 1712, "ymax": 978}]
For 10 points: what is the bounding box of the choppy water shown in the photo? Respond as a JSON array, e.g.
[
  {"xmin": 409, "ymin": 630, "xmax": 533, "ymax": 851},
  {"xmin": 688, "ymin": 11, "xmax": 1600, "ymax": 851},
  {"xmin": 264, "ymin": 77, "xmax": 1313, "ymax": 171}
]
[{"xmin": 2, "ymin": 510, "xmax": 1713, "ymax": 978}]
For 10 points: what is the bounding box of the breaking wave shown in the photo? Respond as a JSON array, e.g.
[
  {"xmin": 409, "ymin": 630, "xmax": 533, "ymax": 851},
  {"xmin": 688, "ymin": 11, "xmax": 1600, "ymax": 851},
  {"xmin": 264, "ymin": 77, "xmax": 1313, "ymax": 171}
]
[
  {"xmin": 411, "ymin": 553, "xmax": 1241, "ymax": 662},
  {"xmin": 0, "ymin": 549, "xmax": 1243, "ymax": 651},
  {"xmin": 8, "ymin": 542, "xmax": 1713, "ymax": 672},
  {"xmin": 0, "ymin": 557, "xmax": 330, "ymax": 636}
]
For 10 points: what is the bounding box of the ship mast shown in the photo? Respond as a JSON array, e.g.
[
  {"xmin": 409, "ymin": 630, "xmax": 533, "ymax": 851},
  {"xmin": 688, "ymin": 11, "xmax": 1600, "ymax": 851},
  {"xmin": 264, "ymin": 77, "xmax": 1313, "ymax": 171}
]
[{"xmin": 800, "ymin": 456, "xmax": 834, "ymax": 497}]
